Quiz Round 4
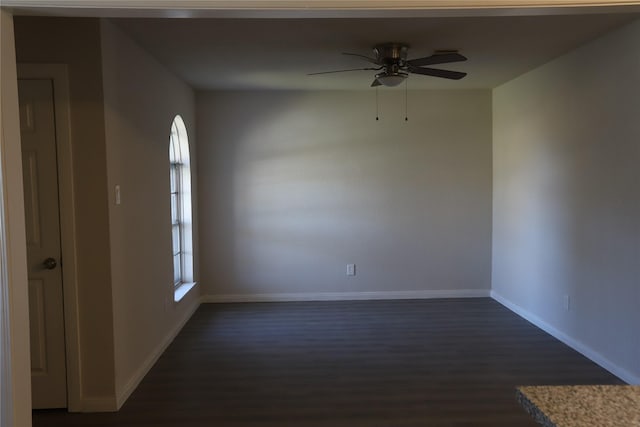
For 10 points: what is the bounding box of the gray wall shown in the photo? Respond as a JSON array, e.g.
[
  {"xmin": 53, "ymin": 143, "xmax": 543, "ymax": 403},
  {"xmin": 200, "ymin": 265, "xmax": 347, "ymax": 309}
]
[
  {"xmin": 492, "ymin": 19, "xmax": 640, "ymax": 383},
  {"xmin": 14, "ymin": 17, "xmax": 203, "ymax": 410},
  {"xmin": 197, "ymin": 90, "xmax": 493, "ymax": 300},
  {"xmin": 14, "ymin": 17, "xmax": 117, "ymax": 404},
  {"xmin": 100, "ymin": 20, "xmax": 200, "ymax": 404}
]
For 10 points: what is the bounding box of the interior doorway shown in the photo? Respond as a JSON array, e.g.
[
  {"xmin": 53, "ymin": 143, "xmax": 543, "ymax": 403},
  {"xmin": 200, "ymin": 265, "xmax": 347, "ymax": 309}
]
[
  {"xmin": 17, "ymin": 64, "xmax": 82, "ymax": 412},
  {"xmin": 19, "ymin": 78, "xmax": 68, "ymax": 409}
]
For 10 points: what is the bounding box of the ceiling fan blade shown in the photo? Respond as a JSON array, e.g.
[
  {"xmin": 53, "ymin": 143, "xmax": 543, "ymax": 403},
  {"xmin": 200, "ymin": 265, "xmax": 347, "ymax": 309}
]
[
  {"xmin": 308, "ymin": 67, "xmax": 381, "ymax": 76},
  {"xmin": 371, "ymin": 78, "xmax": 382, "ymax": 87},
  {"xmin": 342, "ymin": 52, "xmax": 381, "ymax": 65},
  {"xmin": 407, "ymin": 65, "xmax": 467, "ymax": 80},
  {"xmin": 407, "ymin": 52, "xmax": 467, "ymax": 67}
]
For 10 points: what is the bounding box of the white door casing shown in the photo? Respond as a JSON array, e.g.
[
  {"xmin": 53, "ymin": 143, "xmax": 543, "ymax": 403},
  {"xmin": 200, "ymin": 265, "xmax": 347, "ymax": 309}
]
[{"xmin": 19, "ymin": 79, "xmax": 68, "ymax": 409}]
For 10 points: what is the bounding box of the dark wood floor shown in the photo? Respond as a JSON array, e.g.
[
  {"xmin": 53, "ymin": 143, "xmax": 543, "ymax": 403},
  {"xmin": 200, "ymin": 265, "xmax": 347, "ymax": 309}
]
[{"xmin": 33, "ymin": 298, "xmax": 623, "ymax": 427}]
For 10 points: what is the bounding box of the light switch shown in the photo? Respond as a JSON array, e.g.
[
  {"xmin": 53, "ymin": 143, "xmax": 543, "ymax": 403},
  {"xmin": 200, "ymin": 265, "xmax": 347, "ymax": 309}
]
[
  {"xmin": 346, "ymin": 264, "xmax": 356, "ymax": 276},
  {"xmin": 115, "ymin": 185, "xmax": 121, "ymax": 205}
]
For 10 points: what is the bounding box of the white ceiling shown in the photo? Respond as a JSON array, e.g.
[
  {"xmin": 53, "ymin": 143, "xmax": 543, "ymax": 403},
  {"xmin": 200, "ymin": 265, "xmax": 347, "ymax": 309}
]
[
  {"xmin": 8, "ymin": 2, "xmax": 640, "ymax": 90},
  {"xmin": 113, "ymin": 13, "xmax": 638, "ymax": 90}
]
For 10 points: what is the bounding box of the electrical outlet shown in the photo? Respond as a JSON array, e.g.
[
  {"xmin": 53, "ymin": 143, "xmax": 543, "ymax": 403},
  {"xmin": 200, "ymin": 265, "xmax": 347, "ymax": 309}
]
[
  {"xmin": 346, "ymin": 264, "xmax": 356, "ymax": 276},
  {"xmin": 564, "ymin": 295, "xmax": 570, "ymax": 311}
]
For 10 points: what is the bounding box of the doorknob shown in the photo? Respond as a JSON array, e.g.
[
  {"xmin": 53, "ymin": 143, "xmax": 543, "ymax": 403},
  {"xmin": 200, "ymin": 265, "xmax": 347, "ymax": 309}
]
[{"xmin": 43, "ymin": 257, "xmax": 57, "ymax": 270}]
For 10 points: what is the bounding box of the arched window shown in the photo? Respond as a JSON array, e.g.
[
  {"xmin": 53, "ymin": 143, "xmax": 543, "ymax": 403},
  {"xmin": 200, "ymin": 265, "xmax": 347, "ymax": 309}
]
[{"xmin": 169, "ymin": 115, "xmax": 194, "ymax": 300}]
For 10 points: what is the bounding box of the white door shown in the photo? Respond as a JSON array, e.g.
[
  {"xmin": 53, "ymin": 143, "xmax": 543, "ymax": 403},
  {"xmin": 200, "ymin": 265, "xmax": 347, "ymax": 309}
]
[{"xmin": 18, "ymin": 79, "xmax": 68, "ymax": 409}]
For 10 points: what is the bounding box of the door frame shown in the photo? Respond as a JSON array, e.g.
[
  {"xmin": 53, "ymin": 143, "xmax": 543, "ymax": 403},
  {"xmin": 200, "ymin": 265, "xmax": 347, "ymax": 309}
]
[{"xmin": 18, "ymin": 64, "xmax": 82, "ymax": 412}]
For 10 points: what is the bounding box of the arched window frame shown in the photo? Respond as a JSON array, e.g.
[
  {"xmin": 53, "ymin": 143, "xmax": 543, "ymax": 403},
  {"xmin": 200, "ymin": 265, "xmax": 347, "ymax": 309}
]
[{"xmin": 169, "ymin": 115, "xmax": 195, "ymax": 301}]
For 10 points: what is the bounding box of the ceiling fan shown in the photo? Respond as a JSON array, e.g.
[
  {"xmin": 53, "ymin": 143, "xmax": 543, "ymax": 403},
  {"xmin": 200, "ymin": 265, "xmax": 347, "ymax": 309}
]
[{"xmin": 309, "ymin": 43, "xmax": 468, "ymax": 87}]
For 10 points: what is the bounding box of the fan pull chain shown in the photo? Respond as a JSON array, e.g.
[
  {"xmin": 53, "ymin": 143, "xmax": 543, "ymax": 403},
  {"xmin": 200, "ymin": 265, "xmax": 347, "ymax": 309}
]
[
  {"xmin": 376, "ymin": 87, "xmax": 379, "ymax": 121},
  {"xmin": 404, "ymin": 80, "xmax": 408, "ymax": 121}
]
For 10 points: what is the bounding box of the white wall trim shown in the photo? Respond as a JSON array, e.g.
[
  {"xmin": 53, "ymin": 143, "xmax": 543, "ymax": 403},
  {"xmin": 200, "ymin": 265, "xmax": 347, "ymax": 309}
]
[
  {"xmin": 3, "ymin": 0, "xmax": 640, "ymax": 19},
  {"xmin": 0, "ymin": 201, "xmax": 11, "ymax": 427},
  {"xmin": 1, "ymin": 10, "xmax": 32, "ymax": 427},
  {"xmin": 115, "ymin": 298, "xmax": 201, "ymax": 410},
  {"xmin": 0, "ymin": 88, "xmax": 16, "ymax": 427},
  {"xmin": 203, "ymin": 289, "xmax": 490, "ymax": 303},
  {"xmin": 18, "ymin": 64, "xmax": 84, "ymax": 412},
  {"xmin": 491, "ymin": 290, "xmax": 640, "ymax": 385}
]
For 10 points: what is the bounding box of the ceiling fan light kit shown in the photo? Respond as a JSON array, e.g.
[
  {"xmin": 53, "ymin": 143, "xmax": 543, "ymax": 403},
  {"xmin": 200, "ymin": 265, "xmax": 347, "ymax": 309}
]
[
  {"xmin": 374, "ymin": 72, "xmax": 408, "ymax": 87},
  {"xmin": 309, "ymin": 42, "xmax": 468, "ymax": 87}
]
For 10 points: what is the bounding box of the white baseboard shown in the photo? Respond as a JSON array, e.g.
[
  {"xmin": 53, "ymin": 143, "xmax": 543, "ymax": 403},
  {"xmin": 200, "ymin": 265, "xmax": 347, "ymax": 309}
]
[
  {"xmin": 77, "ymin": 396, "xmax": 118, "ymax": 412},
  {"xmin": 115, "ymin": 298, "xmax": 201, "ymax": 409},
  {"xmin": 491, "ymin": 291, "xmax": 640, "ymax": 385},
  {"xmin": 202, "ymin": 289, "xmax": 490, "ymax": 303}
]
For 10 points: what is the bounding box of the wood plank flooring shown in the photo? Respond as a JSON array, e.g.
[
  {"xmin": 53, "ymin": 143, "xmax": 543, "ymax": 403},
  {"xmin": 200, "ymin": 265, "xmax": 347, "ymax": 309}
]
[{"xmin": 33, "ymin": 298, "xmax": 624, "ymax": 426}]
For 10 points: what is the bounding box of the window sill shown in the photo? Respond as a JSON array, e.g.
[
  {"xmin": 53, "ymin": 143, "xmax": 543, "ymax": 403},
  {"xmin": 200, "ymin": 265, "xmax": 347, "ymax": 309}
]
[{"xmin": 174, "ymin": 281, "xmax": 197, "ymax": 302}]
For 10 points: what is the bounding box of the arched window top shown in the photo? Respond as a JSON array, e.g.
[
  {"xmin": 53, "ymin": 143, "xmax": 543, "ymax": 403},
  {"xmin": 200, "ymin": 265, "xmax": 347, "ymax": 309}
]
[{"xmin": 169, "ymin": 115, "xmax": 190, "ymax": 166}]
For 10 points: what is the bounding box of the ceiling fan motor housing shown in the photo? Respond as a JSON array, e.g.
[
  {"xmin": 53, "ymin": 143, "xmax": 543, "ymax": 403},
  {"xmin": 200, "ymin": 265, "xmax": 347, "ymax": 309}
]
[{"xmin": 374, "ymin": 43, "xmax": 409, "ymax": 65}]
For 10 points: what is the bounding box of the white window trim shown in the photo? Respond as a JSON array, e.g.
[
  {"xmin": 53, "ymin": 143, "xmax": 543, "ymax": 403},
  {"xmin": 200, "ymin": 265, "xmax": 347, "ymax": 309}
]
[{"xmin": 174, "ymin": 281, "xmax": 197, "ymax": 302}]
